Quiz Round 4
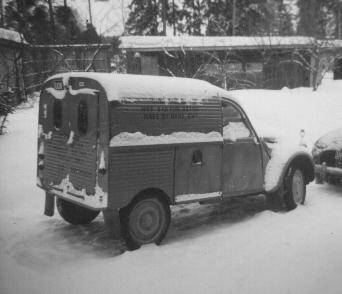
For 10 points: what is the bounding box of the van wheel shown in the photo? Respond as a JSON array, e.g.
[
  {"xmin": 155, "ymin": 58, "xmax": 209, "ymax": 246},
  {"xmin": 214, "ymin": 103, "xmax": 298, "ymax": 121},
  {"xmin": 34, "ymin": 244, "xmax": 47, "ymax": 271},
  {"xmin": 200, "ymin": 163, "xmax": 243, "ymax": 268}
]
[
  {"xmin": 283, "ymin": 167, "xmax": 306, "ymax": 210},
  {"xmin": 56, "ymin": 198, "xmax": 100, "ymax": 225},
  {"xmin": 266, "ymin": 187, "xmax": 284, "ymax": 211},
  {"xmin": 120, "ymin": 194, "xmax": 170, "ymax": 251}
]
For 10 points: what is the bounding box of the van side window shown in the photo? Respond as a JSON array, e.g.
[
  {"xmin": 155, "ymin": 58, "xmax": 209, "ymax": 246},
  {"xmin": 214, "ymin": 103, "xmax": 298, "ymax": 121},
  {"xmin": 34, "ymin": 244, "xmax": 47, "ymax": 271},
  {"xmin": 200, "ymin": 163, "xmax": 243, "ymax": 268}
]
[
  {"xmin": 192, "ymin": 149, "xmax": 203, "ymax": 165},
  {"xmin": 53, "ymin": 99, "xmax": 62, "ymax": 130},
  {"xmin": 78, "ymin": 100, "xmax": 88, "ymax": 135},
  {"xmin": 222, "ymin": 101, "xmax": 252, "ymax": 141},
  {"xmin": 222, "ymin": 102, "xmax": 241, "ymax": 125}
]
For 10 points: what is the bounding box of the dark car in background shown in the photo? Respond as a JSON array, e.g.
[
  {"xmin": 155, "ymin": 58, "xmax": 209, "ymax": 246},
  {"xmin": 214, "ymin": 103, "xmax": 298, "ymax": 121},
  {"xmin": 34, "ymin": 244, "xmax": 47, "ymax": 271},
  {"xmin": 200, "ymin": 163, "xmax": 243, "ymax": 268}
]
[{"xmin": 312, "ymin": 128, "xmax": 342, "ymax": 184}]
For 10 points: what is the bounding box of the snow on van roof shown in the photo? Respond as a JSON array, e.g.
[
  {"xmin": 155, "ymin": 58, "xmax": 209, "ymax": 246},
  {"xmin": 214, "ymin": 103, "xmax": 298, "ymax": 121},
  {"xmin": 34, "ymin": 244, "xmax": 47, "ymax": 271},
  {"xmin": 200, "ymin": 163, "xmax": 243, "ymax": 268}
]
[{"xmin": 46, "ymin": 72, "xmax": 236, "ymax": 103}]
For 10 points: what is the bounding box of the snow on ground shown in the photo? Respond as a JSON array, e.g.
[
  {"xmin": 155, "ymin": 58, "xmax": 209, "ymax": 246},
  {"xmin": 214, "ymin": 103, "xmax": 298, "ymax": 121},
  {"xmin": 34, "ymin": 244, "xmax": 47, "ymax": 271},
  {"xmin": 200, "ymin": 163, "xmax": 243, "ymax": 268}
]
[{"xmin": 1, "ymin": 76, "xmax": 342, "ymax": 294}]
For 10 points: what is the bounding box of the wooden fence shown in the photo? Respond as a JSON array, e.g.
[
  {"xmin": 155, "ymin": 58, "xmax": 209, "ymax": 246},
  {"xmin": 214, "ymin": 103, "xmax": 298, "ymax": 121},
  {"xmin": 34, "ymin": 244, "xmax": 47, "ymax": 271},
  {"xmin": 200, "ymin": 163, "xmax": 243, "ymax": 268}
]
[{"xmin": 22, "ymin": 44, "xmax": 112, "ymax": 93}]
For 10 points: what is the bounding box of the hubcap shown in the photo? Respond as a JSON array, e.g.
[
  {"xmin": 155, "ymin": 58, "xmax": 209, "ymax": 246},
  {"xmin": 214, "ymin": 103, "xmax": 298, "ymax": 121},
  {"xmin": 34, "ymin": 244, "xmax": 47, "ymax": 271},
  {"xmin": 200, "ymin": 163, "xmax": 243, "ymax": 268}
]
[{"xmin": 292, "ymin": 170, "xmax": 304, "ymax": 204}]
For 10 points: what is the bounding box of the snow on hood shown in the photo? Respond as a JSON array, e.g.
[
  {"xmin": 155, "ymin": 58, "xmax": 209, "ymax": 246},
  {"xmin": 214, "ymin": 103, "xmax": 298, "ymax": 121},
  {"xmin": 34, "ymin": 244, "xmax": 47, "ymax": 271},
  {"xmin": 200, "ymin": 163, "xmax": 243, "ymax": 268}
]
[
  {"xmin": 45, "ymin": 72, "xmax": 238, "ymax": 105},
  {"xmin": 314, "ymin": 127, "xmax": 342, "ymax": 151}
]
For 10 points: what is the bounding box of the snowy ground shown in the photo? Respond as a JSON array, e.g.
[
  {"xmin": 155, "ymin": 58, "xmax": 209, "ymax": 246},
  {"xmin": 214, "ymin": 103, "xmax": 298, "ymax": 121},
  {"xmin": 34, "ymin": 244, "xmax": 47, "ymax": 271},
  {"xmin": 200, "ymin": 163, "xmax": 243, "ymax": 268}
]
[{"xmin": 1, "ymin": 75, "xmax": 342, "ymax": 294}]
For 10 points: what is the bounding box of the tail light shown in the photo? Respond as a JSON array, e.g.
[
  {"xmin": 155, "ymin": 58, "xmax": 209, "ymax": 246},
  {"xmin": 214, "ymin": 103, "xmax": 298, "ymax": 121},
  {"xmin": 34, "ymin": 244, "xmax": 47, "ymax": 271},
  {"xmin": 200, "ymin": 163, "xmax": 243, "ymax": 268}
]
[{"xmin": 38, "ymin": 160, "xmax": 44, "ymax": 170}]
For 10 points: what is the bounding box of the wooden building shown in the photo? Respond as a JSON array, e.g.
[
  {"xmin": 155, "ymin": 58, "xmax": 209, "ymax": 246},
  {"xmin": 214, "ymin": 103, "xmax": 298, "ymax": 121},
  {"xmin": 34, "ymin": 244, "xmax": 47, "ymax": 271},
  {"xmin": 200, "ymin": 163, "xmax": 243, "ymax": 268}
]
[{"xmin": 120, "ymin": 36, "xmax": 314, "ymax": 90}]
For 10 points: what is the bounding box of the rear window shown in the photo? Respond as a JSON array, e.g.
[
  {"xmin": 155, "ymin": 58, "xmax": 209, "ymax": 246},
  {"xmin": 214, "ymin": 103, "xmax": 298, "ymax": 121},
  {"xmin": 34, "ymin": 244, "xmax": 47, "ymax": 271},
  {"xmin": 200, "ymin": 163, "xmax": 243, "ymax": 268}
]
[
  {"xmin": 53, "ymin": 99, "xmax": 62, "ymax": 130},
  {"xmin": 78, "ymin": 100, "xmax": 88, "ymax": 135}
]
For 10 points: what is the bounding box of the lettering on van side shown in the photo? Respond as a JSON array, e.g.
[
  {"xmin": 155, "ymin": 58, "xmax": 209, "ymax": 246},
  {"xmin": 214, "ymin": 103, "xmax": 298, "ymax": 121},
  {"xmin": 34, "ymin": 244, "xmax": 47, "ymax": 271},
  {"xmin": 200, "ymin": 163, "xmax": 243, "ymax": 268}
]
[{"xmin": 141, "ymin": 105, "xmax": 200, "ymax": 120}]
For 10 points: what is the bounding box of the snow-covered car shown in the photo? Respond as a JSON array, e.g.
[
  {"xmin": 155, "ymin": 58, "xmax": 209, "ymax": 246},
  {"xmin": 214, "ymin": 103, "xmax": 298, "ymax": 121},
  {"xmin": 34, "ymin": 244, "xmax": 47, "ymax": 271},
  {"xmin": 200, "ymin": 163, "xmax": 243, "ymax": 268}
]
[
  {"xmin": 37, "ymin": 73, "xmax": 314, "ymax": 250},
  {"xmin": 312, "ymin": 128, "xmax": 342, "ymax": 184}
]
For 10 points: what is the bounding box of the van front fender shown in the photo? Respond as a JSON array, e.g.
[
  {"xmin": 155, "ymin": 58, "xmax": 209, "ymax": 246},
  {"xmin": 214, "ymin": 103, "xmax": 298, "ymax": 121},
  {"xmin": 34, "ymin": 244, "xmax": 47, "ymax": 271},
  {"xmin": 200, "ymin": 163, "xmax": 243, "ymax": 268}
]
[{"xmin": 265, "ymin": 151, "xmax": 315, "ymax": 194}]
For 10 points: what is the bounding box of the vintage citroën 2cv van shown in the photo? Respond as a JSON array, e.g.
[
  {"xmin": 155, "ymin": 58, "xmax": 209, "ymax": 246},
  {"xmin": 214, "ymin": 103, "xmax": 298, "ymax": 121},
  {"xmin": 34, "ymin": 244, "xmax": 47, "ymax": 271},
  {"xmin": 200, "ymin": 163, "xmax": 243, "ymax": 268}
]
[{"xmin": 37, "ymin": 72, "xmax": 314, "ymax": 250}]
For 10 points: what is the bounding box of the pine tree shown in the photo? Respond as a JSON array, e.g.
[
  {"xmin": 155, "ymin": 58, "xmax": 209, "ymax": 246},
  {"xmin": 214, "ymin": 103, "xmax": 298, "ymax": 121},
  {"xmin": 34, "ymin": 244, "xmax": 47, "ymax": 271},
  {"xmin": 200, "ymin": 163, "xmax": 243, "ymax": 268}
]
[
  {"xmin": 206, "ymin": 0, "xmax": 232, "ymax": 36},
  {"xmin": 126, "ymin": 0, "xmax": 181, "ymax": 35},
  {"xmin": 125, "ymin": 0, "xmax": 161, "ymax": 35},
  {"xmin": 27, "ymin": 4, "xmax": 53, "ymax": 44},
  {"xmin": 205, "ymin": 0, "xmax": 290, "ymax": 36},
  {"xmin": 180, "ymin": 0, "xmax": 207, "ymax": 35},
  {"xmin": 4, "ymin": 0, "xmax": 40, "ymax": 41},
  {"xmin": 4, "ymin": 0, "xmax": 88, "ymax": 44},
  {"xmin": 77, "ymin": 22, "xmax": 100, "ymax": 44},
  {"xmin": 276, "ymin": 0, "xmax": 294, "ymax": 35},
  {"xmin": 236, "ymin": 0, "xmax": 271, "ymax": 35},
  {"xmin": 55, "ymin": 6, "xmax": 81, "ymax": 44},
  {"xmin": 297, "ymin": 0, "xmax": 336, "ymax": 38}
]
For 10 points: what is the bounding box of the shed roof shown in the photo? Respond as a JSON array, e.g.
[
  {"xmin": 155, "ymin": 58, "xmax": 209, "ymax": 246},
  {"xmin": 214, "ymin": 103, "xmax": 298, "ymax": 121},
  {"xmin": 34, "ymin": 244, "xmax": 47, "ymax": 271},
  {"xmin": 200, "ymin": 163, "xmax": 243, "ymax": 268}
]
[
  {"xmin": 45, "ymin": 72, "xmax": 237, "ymax": 104},
  {"xmin": 0, "ymin": 28, "xmax": 27, "ymax": 45},
  {"xmin": 119, "ymin": 36, "xmax": 314, "ymax": 52}
]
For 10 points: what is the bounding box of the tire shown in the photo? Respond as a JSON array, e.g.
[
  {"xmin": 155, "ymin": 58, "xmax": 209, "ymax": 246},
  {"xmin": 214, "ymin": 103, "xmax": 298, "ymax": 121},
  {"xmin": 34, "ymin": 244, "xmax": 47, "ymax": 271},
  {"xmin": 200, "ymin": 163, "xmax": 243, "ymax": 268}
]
[
  {"xmin": 283, "ymin": 167, "xmax": 306, "ymax": 210},
  {"xmin": 120, "ymin": 194, "xmax": 171, "ymax": 251},
  {"xmin": 56, "ymin": 198, "xmax": 100, "ymax": 225},
  {"xmin": 315, "ymin": 172, "xmax": 324, "ymax": 184},
  {"xmin": 266, "ymin": 186, "xmax": 284, "ymax": 211}
]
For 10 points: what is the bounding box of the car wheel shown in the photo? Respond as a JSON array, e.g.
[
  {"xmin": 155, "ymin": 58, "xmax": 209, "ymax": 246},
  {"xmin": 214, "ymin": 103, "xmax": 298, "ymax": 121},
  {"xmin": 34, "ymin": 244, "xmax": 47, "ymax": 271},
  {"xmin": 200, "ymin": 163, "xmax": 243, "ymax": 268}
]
[
  {"xmin": 120, "ymin": 194, "xmax": 170, "ymax": 251},
  {"xmin": 315, "ymin": 172, "xmax": 324, "ymax": 184},
  {"xmin": 56, "ymin": 198, "xmax": 100, "ymax": 225},
  {"xmin": 284, "ymin": 167, "xmax": 306, "ymax": 210}
]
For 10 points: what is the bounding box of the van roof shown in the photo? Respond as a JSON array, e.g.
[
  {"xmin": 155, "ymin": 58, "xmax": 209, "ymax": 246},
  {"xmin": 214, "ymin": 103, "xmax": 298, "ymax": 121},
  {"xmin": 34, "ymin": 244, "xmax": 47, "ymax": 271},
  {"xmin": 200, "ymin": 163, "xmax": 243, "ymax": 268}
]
[{"xmin": 45, "ymin": 72, "xmax": 238, "ymax": 104}]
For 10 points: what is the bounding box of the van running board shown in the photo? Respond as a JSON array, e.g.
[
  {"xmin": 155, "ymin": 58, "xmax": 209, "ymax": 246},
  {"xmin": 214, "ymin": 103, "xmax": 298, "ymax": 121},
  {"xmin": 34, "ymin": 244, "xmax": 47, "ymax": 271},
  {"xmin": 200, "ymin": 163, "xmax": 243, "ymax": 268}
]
[{"xmin": 175, "ymin": 192, "xmax": 222, "ymax": 204}]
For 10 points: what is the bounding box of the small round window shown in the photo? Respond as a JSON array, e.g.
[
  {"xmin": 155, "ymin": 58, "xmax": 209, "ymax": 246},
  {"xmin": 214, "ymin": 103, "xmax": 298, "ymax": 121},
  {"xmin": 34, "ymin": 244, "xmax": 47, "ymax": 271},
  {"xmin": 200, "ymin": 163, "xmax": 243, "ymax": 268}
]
[
  {"xmin": 53, "ymin": 99, "xmax": 62, "ymax": 130},
  {"xmin": 78, "ymin": 100, "xmax": 88, "ymax": 135}
]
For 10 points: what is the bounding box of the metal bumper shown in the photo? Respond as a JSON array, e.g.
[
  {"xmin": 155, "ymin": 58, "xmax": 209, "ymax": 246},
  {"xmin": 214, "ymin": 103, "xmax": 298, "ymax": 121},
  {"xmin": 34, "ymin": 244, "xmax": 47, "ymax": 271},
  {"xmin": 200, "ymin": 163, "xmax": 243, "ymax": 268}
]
[
  {"xmin": 315, "ymin": 164, "xmax": 342, "ymax": 184},
  {"xmin": 315, "ymin": 164, "xmax": 342, "ymax": 176}
]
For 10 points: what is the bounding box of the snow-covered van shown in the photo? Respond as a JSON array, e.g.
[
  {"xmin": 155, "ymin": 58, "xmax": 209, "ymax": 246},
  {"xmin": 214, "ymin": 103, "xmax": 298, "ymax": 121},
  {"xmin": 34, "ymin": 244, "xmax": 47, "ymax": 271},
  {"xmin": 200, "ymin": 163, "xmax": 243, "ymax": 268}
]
[{"xmin": 37, "ymin": 72, "xmax": 314, "ymax": 250}]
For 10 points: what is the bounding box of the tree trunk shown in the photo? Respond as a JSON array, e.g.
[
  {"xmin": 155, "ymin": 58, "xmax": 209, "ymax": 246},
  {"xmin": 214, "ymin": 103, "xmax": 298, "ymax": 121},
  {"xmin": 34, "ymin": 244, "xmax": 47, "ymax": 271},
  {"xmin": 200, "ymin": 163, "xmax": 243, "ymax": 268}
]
[
  {"xmin": 47, "ymin": 0, "xmax": 56, "ymax": 44},
  {"xmin": 0, "ymin": 0, "xmax": 4, "ymax": 27},
  {"xmin": 336, "ymin": 1, "xmax": 341, "ymax": 39},
  {"xmin": 88, "ymin": 0, "xmax": 93, "ymax": 25},
  {"xmin": 232, "ymin": 0, "xmax": 236, "ymax": 35},
  {"xmin": 162, "ymin": 0, "xmax": 167, "ymax": 35}
]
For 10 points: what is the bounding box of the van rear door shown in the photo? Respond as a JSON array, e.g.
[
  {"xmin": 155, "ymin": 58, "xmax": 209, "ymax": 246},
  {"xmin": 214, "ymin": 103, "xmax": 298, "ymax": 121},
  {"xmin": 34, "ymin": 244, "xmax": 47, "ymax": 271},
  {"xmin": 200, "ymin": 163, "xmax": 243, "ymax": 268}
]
[
  {"xmin": 63, "ymin": 81, "xmax": 99, "ymax": 196},
  {"xmin": 39, "ymin": 77, "xmax": 100, "ymax": 204}
]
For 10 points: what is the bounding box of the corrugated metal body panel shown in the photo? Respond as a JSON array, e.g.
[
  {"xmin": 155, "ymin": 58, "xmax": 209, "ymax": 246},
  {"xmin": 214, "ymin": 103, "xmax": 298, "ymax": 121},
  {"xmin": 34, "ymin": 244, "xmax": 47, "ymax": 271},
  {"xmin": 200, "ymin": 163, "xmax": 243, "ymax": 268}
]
[
  {"xmin": 44, "ymin": 133, "xmax": 68, "ymax": 184},
  {"xmin": 68, "ymin": 137, "xmax": 97, "ymax": 194},
  {"xmin": 108, "ymin": 147, "xmax": 174, "ymax": 209},
  {"xmin": 43, "ymin": 134, "xmax": 97, "ymax": 194},
  {"xmin": 222, "ymin": 141, "xmax": 264, "ymax": 196},
  {"xmin": 174, "ymin": 143, "xmax": 222, "ymax": 195},
  {"xmin": 109, "ymin": 99, "xmax": 221, "ymax": 137}
]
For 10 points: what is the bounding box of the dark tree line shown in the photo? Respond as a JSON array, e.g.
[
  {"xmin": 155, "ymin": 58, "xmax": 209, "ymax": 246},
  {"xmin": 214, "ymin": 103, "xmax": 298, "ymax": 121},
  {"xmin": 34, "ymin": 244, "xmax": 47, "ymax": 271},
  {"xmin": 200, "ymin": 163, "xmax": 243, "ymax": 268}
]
[
  {"xmin": 125, "ymin": 0, "xmax": 295, "ymax": 36},
  {"xmin": 297, "ymin": 0, "xmax": 342, "ymax": 38},
  {"xmin": 126, "ymin": 0, "xmax": 342, "ymax": 38}
]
